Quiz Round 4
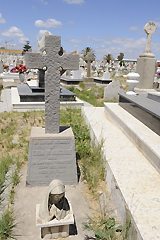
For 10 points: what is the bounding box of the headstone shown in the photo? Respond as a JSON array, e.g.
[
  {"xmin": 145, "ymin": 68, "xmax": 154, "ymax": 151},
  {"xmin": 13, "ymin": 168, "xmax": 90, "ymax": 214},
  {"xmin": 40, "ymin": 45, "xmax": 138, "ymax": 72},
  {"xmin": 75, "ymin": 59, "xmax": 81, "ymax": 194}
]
[
  {"xmin": 104, "ymin": 80, "xmax": 121, "ymax": 101},
  {"xmin": 136, "ymin": 22, "xmax": 157, "ymax": 89},
  {"xmin": 70, "ymin": 68, "xmax": 83, "ymax": 79},
  {"xmin": 61, "ymin": 67, "xmax": 84, "ymax": 84},
  {"xmin": 102, "ymin": 70, "xmax": 110, "ymax": 80},
  {"xmin": 93, "ymin": 68, "xmax": 112, "ymax": 84},
  {"xmin": 25, "ymin": 34, "xmax": 79, "ymax": 186}
]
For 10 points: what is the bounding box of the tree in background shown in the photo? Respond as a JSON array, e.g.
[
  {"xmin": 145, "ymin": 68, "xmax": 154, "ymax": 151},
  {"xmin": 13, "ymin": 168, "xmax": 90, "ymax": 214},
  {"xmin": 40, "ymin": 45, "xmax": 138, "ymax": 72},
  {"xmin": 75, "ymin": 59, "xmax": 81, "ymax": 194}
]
[
  {"xmin": 22, "ymin": 41, "xmax": 32, "ymax": 54},
  {"xmin": 81, "ymin": 47, "xmax": 96, "ymax": 77},
  {"xmin": 117, "ymin": 52, "xmax": 125, "ymax": 66},
  {"xmin": 104, "ymin": 53, "xmax": 113, "ymax": 64}
]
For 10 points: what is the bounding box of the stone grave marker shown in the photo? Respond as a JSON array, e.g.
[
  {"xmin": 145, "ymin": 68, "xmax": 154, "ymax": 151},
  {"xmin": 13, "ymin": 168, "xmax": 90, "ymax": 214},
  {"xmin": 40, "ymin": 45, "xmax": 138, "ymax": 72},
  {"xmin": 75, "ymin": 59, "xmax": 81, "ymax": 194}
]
[
  {"xmin": 104, "ymin": 80, "xmax": 121, "ymax": 102},
  {"xmin": 25, "ymin": 34, "xmax": 78, "ymax": 134},
  {"xmin": 136, "ymin": 21, "xmax": 157, "ymax": 89},
  {"xmin": 25, "ymin": 33, "xmax": 79, "ymax": 185}
]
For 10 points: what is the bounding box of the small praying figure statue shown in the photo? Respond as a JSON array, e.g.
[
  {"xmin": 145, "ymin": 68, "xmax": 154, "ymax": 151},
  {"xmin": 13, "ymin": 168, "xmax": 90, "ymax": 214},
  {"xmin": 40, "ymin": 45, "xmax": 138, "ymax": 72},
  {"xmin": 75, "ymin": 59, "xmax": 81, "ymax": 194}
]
[
  {"xmin": 144, "ymin": 22, "xmax": 157, "ymax": 56},
  {"xmin": 39, "ymin": 179, "xmax": 70, "ymax": 223},
  {"xmin": 38, "ymin": 179, "xmax": 72, "ymax": 239}
]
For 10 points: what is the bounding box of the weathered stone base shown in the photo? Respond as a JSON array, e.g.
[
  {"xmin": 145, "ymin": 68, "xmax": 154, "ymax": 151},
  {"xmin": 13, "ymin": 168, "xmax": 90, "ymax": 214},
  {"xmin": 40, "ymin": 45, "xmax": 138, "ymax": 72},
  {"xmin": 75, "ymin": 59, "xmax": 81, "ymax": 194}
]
[
  {"xmin": 41, "ymin": 225, "xmax": 69, "ymax": 239},
  {"xmin": 136, "ymin": 56, "xmax": 156, "ymax": 89},
  {"xmin": 26, "ymin": 126, "xmax": 77, "ymax": 186},
  {"xmin": 36, "ymin": 203, "xmax": 74, "ymax": 239}
]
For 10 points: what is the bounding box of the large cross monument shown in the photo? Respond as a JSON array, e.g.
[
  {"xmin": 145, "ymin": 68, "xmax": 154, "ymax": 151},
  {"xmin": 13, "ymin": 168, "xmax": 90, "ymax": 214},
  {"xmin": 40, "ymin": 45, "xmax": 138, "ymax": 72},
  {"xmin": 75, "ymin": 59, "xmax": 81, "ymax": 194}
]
[{"xmin": 25, "ymin": 34, "xmax": 79, "ymax": 185}]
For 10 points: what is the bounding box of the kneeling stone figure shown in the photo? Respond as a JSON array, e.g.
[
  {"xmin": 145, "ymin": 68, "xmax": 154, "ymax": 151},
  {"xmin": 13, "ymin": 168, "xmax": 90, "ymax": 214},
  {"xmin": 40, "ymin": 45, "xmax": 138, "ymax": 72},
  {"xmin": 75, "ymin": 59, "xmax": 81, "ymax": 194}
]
[{"xmin": 37, "ymin": 179, "xmax": 73, "ymax": 239}]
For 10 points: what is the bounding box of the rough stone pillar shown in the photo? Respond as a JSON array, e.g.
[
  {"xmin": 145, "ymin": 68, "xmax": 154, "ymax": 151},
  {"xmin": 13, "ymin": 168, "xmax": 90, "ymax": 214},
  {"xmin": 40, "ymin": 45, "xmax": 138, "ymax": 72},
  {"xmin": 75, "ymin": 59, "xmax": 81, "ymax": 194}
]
[{"xmin": 136, "ymin": 56, "xmax": 156, "ymax": 89}]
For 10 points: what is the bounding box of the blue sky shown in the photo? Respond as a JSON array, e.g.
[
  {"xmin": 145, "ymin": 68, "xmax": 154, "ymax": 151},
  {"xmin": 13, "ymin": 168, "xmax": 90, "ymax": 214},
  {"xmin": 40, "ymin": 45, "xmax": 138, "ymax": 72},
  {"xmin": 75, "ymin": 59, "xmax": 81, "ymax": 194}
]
[{"xmin": 0, "ymin": 0, "xmax": 160, "ymax": 60}]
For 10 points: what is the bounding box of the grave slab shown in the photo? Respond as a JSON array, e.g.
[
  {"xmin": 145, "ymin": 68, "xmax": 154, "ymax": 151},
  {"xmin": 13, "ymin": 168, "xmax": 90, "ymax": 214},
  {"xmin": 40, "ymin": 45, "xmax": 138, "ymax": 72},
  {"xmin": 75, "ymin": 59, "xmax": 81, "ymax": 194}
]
[
  {"xmin": 17, "ymin": 83, "xmax": 76, "ymax": 102},
  {"xmin": 27, "ymin": 127, "xmax": 77, "ymax": 186}
]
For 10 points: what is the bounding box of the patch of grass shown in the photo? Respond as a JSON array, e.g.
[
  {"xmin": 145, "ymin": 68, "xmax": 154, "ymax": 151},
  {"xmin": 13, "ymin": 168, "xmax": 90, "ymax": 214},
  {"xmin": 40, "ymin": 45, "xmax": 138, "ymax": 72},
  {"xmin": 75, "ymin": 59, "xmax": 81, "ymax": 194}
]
[
  {"xmin": 11, "ymin": 167, "xmax": 20, "ymax": 190},
  {"xmin": 81, "ymin": 141, "xmax": 105, "ymax": 192},
  {"xmin": 68, "ymin": 85, "xmax": 104, "ymax": 107},
  {"xmin": 60, "ymin": 108, "xmax": 91, "ymax": 158},
  {"xmin": 0, "ymin": 155, "xmax": 13, "ymax": 194},
  {"xmin": 0, "ymin": 111, "xmax": 44, "ymax": 161},
  {"xmin": 9, "ymin": 159, "xmax": 22, "ymax": 204},
  {"xmin": 9, "ymin": 170, "xmax": 20, "ymax": 205},
  {"xmin": 0, "ymin": 209, "xmax": 16, "ymax": 240}
]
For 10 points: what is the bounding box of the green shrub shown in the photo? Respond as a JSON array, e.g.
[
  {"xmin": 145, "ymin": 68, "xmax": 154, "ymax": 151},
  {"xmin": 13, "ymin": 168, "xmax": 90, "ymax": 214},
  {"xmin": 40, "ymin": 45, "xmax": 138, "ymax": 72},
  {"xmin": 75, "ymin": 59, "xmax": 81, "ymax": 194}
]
[{"xmin": 85, "ymin": 216, "xmax": 123, "ymax": 240}]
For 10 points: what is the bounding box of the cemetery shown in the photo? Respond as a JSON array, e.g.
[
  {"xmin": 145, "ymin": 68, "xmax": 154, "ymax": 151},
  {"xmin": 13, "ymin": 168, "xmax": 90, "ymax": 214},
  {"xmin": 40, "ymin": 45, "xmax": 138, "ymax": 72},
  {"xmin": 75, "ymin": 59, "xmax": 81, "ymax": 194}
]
[{"xmin": 0, "ymin": 20, "xmax": 160, "ymax": 240}]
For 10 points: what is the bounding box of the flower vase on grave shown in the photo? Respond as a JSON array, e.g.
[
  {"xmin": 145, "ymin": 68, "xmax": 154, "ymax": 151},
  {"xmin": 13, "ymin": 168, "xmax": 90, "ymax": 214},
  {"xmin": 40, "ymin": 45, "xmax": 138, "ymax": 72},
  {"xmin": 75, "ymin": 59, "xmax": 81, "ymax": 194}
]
[
  {"xmin": 126, "ymin": 72, "xmax": 140, "ymax": 95},
  {"xmin": 19, "ymin": 72, "xmax": 25, "ymax": 83}
]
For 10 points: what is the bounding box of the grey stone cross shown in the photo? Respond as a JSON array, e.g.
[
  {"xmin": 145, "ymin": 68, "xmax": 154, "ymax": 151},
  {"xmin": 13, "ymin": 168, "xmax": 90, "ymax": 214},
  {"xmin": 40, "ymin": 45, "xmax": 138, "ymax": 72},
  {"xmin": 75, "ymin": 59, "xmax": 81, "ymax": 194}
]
[{"xmin": 25, "ymin": 34, "xmax": 79, "ymax": 134}]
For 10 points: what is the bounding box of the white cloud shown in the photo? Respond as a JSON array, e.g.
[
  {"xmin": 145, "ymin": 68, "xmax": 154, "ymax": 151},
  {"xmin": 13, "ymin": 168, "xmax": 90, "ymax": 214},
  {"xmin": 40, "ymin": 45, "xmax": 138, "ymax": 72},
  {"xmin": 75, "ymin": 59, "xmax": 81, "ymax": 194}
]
[
  {"xmin": 64, "ymin": 0, "xmax": 84, "ymax": 4},
  {"xmin": 0, "ymin": 13, "xmax": 6, "ymax": 24},
  {"xmin": 1, "ymin": 26, "xmax": 28, "ymax": 43},
  {"xmin": 38, "ymin": 30, "xmax": 52, "ymax": 39},
  {"xmin": 40, "ymin": 0, "xmax": 48, "ymax": 4},
  {"xmin": 100, "ymin": 37, "xmax": 147, "ymax": 58},
  {"xmin": 70, "ymin": 38, "xmax": 81, "ymax": 44},
  {"xmin": 35, "ymin": 18, "xmax": 62, "ymax": 28},
  {"xmin": 129, "ymin": 26, "xmax": 139, "ymax": 32},
  {"xmin": 67, "ymin": 36, "xmax": 150, "ymax": 59}
]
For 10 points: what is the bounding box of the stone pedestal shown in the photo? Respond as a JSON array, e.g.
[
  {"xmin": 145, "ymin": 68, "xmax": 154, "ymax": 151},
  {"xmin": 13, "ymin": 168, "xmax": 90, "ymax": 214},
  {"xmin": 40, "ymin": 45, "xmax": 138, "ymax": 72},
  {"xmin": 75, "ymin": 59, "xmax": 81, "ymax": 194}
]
[
  {"xmin": 26, "ymin": 126, "xmax": 77, "ymax": 186},
  {"xmin": 136, "ymin": 56, "xmax": 156, "ymax": 89},
  {"xmin": 126, "ymin": 72, "xmax": 140, "ymax": 95},
  {"xmin": 36, "ymin": 203, "xmax": 74, "ymax": 239}
]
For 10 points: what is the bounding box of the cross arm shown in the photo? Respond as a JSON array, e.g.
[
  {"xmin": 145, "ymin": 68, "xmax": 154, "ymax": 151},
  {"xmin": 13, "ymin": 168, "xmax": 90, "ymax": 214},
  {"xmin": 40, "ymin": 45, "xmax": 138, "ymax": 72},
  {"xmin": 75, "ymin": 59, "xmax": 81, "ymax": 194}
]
[
  {"xmin": 25, "ymin": 52, "xmax": 45, "ymax": 69},
  {"xmin": 61, "ymin": 53, "xmax": 79, "ymax": 71}
]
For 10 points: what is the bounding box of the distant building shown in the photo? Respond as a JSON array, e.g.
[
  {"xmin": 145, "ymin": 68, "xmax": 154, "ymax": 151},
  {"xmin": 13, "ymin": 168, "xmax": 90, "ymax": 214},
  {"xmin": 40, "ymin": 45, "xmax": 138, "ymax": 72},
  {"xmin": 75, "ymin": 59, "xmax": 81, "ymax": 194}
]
[
  {"xmin": 0, "ymin": 48, "xmax": 24, "ymax": 65},
  {"xmin": 114, "ymin": 58, "xmax": 137, "ymax": 64}
]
